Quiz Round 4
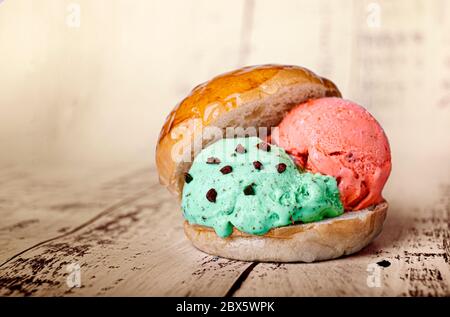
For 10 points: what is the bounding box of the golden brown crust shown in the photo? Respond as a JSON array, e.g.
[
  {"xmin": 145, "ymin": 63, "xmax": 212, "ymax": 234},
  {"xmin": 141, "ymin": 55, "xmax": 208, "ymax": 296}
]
[
  {"xmin": 156, "ymin": 64, "xmax": 341, "ymax": 195},
  {"xmin": 184, "ymin": 202, "xmax": 388, "ymax": 262}
]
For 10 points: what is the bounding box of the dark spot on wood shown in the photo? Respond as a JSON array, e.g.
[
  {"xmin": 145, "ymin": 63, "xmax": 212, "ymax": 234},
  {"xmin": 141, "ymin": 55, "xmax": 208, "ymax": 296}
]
[
  {"xmin": 93, "ymin": 210, "xmax": 141, "ymax": 234},
  {"xmin": 96, "ymin": 239, "xmax": 114, "ymax": 245},
  {"xmin": 58, "ymin": 227, "xmax": 71, "ymax": 233},
  {"xmin": 225, "ymin": 262, "xmax": 259, "ymax": 297},
  {"xmin": 29, "ymin": 257, "xmax": 53, "ymax": 275},
  {"xmin": 377, "ymin": 260, "xmax": 391, "ymax": 268},
  {"xmin": 0, "ymin": 219, "xmax": 39, "ymax": 232},
  {"xmin": 115, "ymin": 278, "xmax": 124, "ymax": 285},
  {"xmin": 44, "ymin": 242, "xmax": 92, "ymax": 257},
  {"xmin": 0, "ymin": 275, "xmax": 60, "ymax": 296},
  {"xmin": 50, "ymin": 203, "xmax": 97, "ymax": 211}
]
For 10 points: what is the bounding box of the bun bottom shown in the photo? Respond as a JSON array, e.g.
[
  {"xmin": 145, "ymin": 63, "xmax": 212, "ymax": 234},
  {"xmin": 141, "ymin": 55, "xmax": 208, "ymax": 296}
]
[{"xmin": 184, "ymin": 202, "xmax": 388, "ymax": 262}]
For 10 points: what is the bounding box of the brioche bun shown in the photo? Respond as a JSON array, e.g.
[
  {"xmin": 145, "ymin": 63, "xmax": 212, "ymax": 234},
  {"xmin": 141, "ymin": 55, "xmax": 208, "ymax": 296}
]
[
  {"xmin": 184, "ymin": 202, "xmax": 388, "ymax": 262},
  {"xmin": 156, "ymin": 64, "xmax": 341, "ymax": 196}
]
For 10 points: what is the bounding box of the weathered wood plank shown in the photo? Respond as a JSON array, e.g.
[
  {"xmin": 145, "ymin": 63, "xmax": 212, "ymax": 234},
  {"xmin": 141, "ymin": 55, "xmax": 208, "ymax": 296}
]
[
  {"xmin": 0, "ymin": 164, "xmax": 154, "ymax": 263},
  {"xmin": 0, "ymin": 165, "xmax": 448, "ymax": 296},
  {"xmin": 0, "ymin": 177, "xmax": 251, "ymax": 296}
]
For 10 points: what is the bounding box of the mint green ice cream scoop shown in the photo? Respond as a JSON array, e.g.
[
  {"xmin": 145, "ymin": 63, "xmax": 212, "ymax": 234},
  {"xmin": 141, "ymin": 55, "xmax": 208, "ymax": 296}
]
[{"xmin": 181, "ymin": 137, "xmax": 343, "ymax": 237}]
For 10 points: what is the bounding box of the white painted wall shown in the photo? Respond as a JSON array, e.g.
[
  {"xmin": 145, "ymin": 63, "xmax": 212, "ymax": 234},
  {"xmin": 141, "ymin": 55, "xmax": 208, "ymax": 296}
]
[{"xmin": 0, "ymin": 0, "xmax": 449, "ymax": 207}]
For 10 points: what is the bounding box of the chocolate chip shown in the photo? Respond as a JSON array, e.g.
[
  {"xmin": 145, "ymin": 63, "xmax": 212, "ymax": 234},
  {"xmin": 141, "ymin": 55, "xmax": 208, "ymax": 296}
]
[
  {"xmin": 243, "ymin": 184, "xmax": 255, "ymax": 195},
  {"xmin": 220, "ymin": 165, "xmax": 233, "ymax": 174},
  {"xmin": 253, "ymin": 161, "xmax": 263, "ymax": 170},
  {"xmin": 235, "ymin": 144, "xmax": 246, "ymax": 154},
  {"xmin": 206, "ymin": 157, "xmax": 221, "ymax": 164},
  {"xmin": 206, "ymin": 188, "xmax": 217, "ymax": 202},
  {"xmin": 257, "ymin": 142, "xmax": 271, "ymax": 152},
  {"xmin": 184, "ymin": 172, "xmax": 193, "ymax": 184},
  {"xmin": 276, "ymin": 163, "xmax": 287, "ymax": 173}
]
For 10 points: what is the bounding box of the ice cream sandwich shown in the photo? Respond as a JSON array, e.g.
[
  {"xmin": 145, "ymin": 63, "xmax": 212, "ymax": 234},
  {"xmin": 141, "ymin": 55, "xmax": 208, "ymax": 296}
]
[{"xmin": 156, "ymin": 64, "xmax": 391, "ymax": 262}]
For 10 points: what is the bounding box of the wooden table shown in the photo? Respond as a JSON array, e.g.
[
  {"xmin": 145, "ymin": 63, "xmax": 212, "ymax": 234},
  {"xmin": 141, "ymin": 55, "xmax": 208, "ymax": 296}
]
[{"xmin": 0, "ymin": 163, "xmax": 448, "ymax": 296}]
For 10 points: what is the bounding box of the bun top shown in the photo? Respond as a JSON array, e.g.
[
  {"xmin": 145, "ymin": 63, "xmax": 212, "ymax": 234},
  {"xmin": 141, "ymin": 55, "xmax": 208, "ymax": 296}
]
[{"xmin": 156, "ymin": 64, "xmax": 341, "ymax": 195}]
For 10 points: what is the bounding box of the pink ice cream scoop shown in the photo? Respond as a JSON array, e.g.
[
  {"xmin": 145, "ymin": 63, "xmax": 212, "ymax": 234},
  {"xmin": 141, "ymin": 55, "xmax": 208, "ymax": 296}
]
[{"xmin": 271, "ymin": 97, "xmax": 391, "ymax": 210}]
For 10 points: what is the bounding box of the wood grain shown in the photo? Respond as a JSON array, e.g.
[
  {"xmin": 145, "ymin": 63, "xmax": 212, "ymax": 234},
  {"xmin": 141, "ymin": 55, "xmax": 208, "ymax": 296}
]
[
  {"xmin": 0, "ymin": 164, "xmax": 154, "ymax": 264},
  {"xmin": 0, "ymin": 166, "xmax": 448, "ymax": 296},
  {"xmin": 0, "ymin": 167, "xmax": 252, "ymax": 296}
]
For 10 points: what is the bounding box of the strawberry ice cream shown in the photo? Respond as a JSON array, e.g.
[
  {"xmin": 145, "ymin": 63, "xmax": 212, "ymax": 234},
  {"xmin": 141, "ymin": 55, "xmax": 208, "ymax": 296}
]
[{"xmin": 271, "ymin": 97, "xmax": 391, "ymax": 210}]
